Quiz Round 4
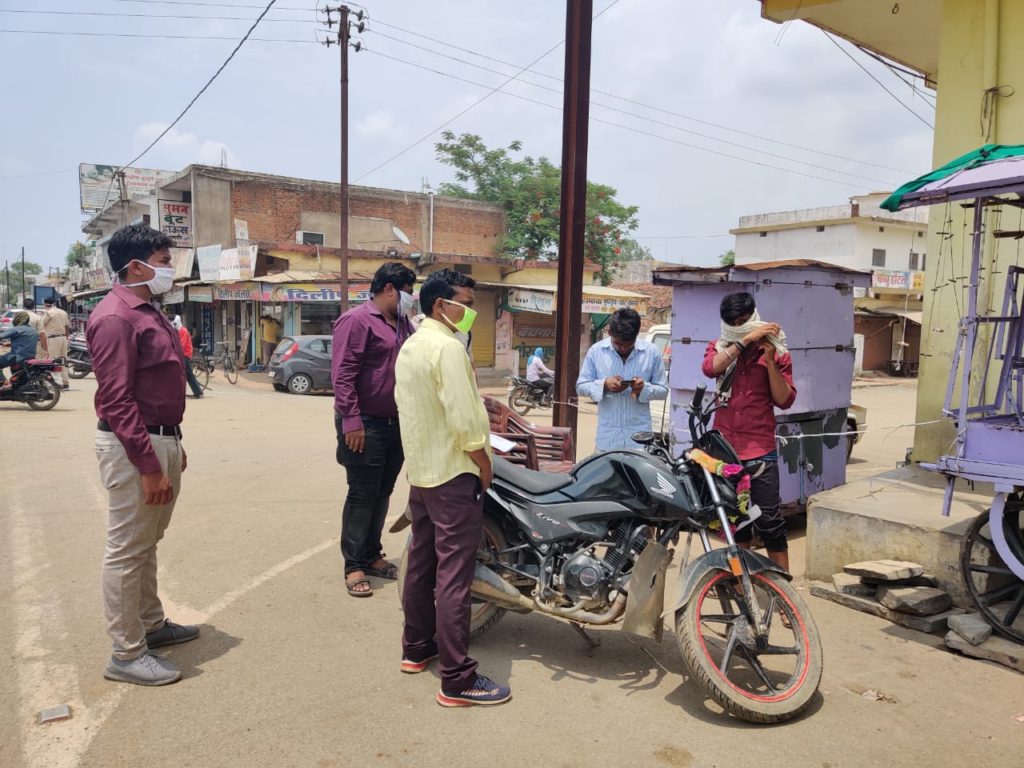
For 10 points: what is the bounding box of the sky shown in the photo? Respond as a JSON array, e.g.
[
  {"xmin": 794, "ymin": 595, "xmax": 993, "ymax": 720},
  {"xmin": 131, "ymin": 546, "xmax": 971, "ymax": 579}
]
[{"xmin": 0, "ymin": 0, "xmax": 937, "ymax": 274}]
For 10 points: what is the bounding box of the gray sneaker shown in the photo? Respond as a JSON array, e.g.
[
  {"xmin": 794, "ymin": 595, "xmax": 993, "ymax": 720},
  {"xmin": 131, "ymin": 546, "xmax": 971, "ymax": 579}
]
[
  {"xmin": 104, "ymin": 652, "xmax": 183, "ymax": 686},
  {"xmin": 146, "ymin": 619, "xmax": 200, "ymax": 649}
]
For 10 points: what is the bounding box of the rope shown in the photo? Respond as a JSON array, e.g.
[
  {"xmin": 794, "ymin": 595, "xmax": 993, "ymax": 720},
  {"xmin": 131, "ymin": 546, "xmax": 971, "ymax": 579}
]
[{"xmin": 774, "ymin": 418, "xmax": 945, "ymax": 446}]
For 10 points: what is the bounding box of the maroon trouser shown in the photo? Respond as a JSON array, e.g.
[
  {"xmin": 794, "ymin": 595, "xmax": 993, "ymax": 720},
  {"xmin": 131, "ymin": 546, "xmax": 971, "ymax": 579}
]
[{"xmin": 402, "ymin": 473, "xmax": 482, "ymax": 695}]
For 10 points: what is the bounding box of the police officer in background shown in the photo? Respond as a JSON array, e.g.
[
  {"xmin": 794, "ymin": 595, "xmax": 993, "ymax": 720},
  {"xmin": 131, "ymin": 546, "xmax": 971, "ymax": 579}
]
[{"xmin": 41, "ymin": 296, "xmax": 71, "ymax": 389}]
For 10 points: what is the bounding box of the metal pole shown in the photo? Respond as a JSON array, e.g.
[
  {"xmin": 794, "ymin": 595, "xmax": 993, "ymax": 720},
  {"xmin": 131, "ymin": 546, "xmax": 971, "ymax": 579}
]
[
  {"xmin": 21, "ymin": 246, "xmax": 26, "ymax": 304},
  {"xmin": 552, "ymin": 0, "xmax": 593, "ymax": 447},
  {"xmin": 338, "ymin": 5, "xmax": 350, "ymax": 314}
]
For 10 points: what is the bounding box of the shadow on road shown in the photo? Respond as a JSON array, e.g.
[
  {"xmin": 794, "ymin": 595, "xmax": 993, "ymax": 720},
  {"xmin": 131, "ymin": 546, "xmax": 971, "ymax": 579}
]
[{"xmin": 169, "ymin": 624, "xmax": 243, "ymax": 680}]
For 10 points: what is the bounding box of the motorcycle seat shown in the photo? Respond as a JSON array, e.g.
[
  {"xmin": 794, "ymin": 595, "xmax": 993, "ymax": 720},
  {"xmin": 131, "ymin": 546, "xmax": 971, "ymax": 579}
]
[{"xmin": 493, "ymin": 456, "xmax": 574, "ymax": 495}]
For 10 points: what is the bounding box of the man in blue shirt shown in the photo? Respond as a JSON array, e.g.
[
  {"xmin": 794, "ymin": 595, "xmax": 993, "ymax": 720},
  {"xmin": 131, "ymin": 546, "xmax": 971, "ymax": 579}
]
[
  {"xmin": 576, "ymin": 308, "xmax": 668, "ymax": 452},
  {"xmin": 0, "ymin": 312, "xmax": 40, "ymax": 388}
]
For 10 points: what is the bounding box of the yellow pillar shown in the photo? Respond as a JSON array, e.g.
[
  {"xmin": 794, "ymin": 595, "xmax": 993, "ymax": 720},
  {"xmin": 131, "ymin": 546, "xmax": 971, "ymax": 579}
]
[{"xmin": 913, "ymin": 0, "xmax": 1024, "ymax": 462}]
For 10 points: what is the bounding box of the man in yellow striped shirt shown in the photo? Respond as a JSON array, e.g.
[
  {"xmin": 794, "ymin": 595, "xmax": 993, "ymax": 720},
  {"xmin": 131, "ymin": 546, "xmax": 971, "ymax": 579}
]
[{"xmin": 394, "ymin": 269, "xmax": 511, "ymax": 707}]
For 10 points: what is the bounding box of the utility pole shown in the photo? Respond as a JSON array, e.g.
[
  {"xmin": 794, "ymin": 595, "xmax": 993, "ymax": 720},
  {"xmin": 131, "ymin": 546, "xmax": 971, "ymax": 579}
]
[
  {"xmin": 4, "ymin": 260, "xmax": 9, "ymax": 308},
  {"xmin": 552, "ymin": 0, "xmax": 594, "ymax": 448},
  {"xmin": 321, "ymin": 5, "xmax": 364, "ymax": 314},
  {"xmin": 21, "ymin": 246, "xmax": 26, "ymax": 305}
]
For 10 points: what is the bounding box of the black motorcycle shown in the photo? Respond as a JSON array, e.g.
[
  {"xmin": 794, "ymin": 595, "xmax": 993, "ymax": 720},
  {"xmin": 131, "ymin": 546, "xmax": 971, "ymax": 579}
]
[
  {"xmin": 400, "ymin": 384, "xmax": 822, "ymax": 724},
  {"xmin": 66, "ymin": 332, "xmax": 92, "ymax": 379},
  {"xmin": 0, "ymin": 359, "xmax": 62, "ymax": 410},
  {"xmin": 507, "ymin": 375, "xmax": 553, "ymax": 415}
]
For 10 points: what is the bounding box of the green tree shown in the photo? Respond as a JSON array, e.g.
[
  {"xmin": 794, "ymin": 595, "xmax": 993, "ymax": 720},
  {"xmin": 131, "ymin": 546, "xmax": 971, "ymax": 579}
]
[
  {"xmin": 435, "ymin": 131, "xmax": 640, "ymax": 285},
  {"xmin": 4, "ymin": 260, "xmax": 44, "ymax": 302},
  {"xmin": 719, "ymin": 249, "xmax": 735, "ymax": 267},
  {"xmin": 66, "ymin": 241, "xmax": 94, "ymax": 269}
]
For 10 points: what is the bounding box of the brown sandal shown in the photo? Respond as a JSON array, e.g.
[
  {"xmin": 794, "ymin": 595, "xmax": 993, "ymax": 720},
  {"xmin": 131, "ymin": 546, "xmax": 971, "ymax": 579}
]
[{"xmin": 346, "ymin": 576, "xmax": 373, "ymax": 598}]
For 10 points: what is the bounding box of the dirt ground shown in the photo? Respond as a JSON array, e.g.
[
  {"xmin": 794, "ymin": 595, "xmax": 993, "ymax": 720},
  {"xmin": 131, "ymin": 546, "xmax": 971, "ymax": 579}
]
[{"xmin": 1, "ymin": 375, "xmax": 1021, "ymax": 768}]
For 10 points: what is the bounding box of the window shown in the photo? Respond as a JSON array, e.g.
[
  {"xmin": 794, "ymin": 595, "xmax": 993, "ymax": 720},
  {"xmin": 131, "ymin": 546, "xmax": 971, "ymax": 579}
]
[
  {"xmin": 300, "ymin": 231, "xmax": 325, "ymax": 246},
  {"xmin": 909, "ymin": 252, "xmax": 919, "ymax": 271},
  {"xmin": 878, "ymin": 226, "xmax": 885, "ymax": 233},
  {"xmin": 454, "ymin": 264, "xmax": 471, "ymax": 275},
  {"xmin": 921, "ymin": 253, "xmax": 927, "ymax": 271},
  {"xmin": 872, "ymin": 249, "xmax": 886, "ymax": 267},
  {"xmin": 759, "ymin": 231, "xmax": 767, "ymax": 238},
  {"xmin": 918, "ymin": 231, "xmax": 925, "ymax": 238},
  {"xmin": 815, "ymin": 225, "xmax": 825, "ymax": 233}
]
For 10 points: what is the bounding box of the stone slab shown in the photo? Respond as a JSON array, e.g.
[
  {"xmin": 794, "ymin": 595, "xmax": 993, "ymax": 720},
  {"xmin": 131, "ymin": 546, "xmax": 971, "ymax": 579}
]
[
  {"xmin": 948, "ymin": 613, "xmax": 994, "ymax": 646},
  {"xmin": 876, "ymin": 585, "xmax": 953, "ymax": 616},
  {"xmin": 832, "ymin": 572, "xmax": 875, "ymax": 597},
  {"xmin": 860, "ymin": 573, "xmax": 939, "ymax": 588},
  {"xmin": 806, "ymin": 466, "xmax": 991, "ymax": 608},
  {"xmin": 810, "ymin": 582, "xmax": 962, "ymax": 634},
  {"xmin": 844, "ymin": 560, "xmax": 924, "ymax": 582},
  {"xmin": 38, "ymin": 705, "xmax": 72, "ymax": 724},
  {"xmin": 945, "ymin": 631, "xmax": 1024, "ymax": 673}
]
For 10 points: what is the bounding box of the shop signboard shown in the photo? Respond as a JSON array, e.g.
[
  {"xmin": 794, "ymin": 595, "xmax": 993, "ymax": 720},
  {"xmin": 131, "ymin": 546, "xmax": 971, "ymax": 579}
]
[
  {"xmin": 219, "ymin": 248, "xmax": 241, "ymax": 281},
  {"xmin": 508, "ymin": 287, "xmax": 647, "ymax": 315},
  {"xmin": 214, "ymin": 282, "xmax": 263, "ymax": 301},
  {"xmin": 188, "ymin": 285, "xmax": 214, "ymax": 303},
  {"xmin": 872, "ymin": 269, "xmax": 910, "ymax": 290},
  {"xmin": 265, "ymin": 283, "xmax": 371, "ymax": 303},
  {"xmin": 171, "ymin": 247, "xmax": 195, "ymax": 280},
  {"xmin": 197, "ymin": 244, "xmax": 222, "ymax": 281},
  {"xmin": 508, "ymin": 288, "xmax": 554, "ymax": 314},
  {"xmin": 159, "ymin": 200, "xmax": 193, "ymax": 247},
  {"xmin": 79, "ymin": 163, "xmax": 176, "ymax": 214},
  {"xmin": 163, "ymin": 287, "xmax": 186, "ymax": 305}
]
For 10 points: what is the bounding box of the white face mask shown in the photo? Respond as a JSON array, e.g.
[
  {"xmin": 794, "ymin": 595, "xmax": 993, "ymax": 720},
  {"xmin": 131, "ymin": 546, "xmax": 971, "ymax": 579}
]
[
  {"xmin": 129, "ymin": 260, "xmax": 176, "ymax": 296},
  {"xmin": 398, "ymin": 290, "xmax": 414, "ymax": 318}
]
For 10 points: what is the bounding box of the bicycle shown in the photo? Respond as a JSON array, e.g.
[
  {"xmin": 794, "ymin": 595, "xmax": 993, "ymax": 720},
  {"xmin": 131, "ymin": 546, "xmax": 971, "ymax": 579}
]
[
  {"xmin": 190, "ymin": 346, "xmax": 213, "ymax": 391},
  {"xmin": 210, "ymin": 341, "xmax": 239, "ymax": 385}
]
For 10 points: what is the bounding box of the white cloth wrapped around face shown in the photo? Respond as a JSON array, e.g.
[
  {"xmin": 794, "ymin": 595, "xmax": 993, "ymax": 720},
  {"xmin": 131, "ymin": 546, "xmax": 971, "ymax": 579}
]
[{"xmin": 715, "ymin": 309, "xmax": 787, "ymax": 355}]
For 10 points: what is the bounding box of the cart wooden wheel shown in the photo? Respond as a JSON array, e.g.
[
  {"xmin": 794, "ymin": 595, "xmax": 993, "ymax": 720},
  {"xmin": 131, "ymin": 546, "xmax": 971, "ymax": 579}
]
[{"xmin": 959, "ymin": 494, "xmax": 1024, "ymax": 643}]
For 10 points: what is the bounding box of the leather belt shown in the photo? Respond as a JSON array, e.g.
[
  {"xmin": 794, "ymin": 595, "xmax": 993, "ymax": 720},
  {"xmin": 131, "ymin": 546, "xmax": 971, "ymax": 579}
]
[
  {"xmin": 98, "ymin": 419, "xmax": 182, "ymax": 438},
  {"xmin": 47, "ymin": 333, "xmax": 66, "ymax": 338}
]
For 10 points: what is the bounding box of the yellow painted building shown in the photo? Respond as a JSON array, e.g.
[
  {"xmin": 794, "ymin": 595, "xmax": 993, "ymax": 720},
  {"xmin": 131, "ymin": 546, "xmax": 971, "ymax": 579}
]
[{"xmin": 759, "ymin": 0, "xmax": 1024, "ymax": 461}]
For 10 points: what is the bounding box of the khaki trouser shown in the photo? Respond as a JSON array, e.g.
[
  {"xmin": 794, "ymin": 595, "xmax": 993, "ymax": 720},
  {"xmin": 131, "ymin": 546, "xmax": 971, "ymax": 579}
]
[
  {"xmin": 47, "ymin": 336, "xmax": 69, "ymax": 385},
  {"xmin": 96, "ymin": 430, "xmax": 183, "ymax": 660}
]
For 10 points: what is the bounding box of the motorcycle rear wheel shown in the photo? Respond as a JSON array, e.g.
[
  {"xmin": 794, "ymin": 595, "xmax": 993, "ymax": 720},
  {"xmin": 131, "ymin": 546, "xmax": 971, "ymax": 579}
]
[
  {"xmin": 508, "ymin": 386, "xmax": 532, "ymax": 416},
  {"xmin": 68, "ymin": 364, "xmax": 89, "ymax": 379},
  {"xmin": 398, "ymin": 514, "xmax": 508, "ymax": 640},
  {"xmin": 26, "ymin": 377, "xmax": 60, "ymax": 411},
  {"xmin": 676, "ymin": 569, "xmax": 822, "ymax": 724}
]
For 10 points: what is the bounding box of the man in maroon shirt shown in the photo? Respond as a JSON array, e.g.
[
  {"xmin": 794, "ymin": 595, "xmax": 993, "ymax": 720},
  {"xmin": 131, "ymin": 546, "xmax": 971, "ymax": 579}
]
[
  {"xmin": 332, "ymin": 262, "xmax": 417, "ymax": 597},
  {"xmin": 701, "ymin": 292, "xmax": 796, "ymax": 573},
  {"xmin": 88, "ymin": 224, "xmax": 197, "ymax": 686}
]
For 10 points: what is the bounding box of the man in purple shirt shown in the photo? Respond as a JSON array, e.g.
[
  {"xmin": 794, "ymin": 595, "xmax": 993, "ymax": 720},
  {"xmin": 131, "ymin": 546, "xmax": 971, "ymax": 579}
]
[
  {"xmin": 87, "ymin": 224, "xmax": 197, "ymax": 687},
  {"xmin": 333, "ymin": 262, "xmax": 417, "ymax": 597}
]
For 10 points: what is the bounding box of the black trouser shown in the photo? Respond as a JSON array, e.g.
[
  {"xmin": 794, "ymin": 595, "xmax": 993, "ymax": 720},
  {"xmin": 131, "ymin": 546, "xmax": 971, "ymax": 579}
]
[
  {"xmin": 530, "ymin": 378, "xmax": 552, "ymax": 394},
  {"xmin": 335, "ymin": 414, "xmax": 405, "ymax": 574},
  {"xmin": 734, "ymin": 459, "xmax": 787, "ymax": 551},
  {"xmin": 183, "ymin": 356, "xmax": 203, "ymax": 397}
]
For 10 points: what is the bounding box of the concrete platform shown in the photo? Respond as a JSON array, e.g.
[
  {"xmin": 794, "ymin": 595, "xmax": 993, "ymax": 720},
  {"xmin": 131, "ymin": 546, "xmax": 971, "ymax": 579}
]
[{"xmin": 806, "ymin": 465, "xmax": 995, "ymax": 607}]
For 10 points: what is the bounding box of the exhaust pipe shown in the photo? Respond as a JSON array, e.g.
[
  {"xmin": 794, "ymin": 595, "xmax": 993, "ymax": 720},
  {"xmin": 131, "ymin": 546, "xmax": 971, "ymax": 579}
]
[
  {"xmin": 472, "ymin": 564, "xmax": 629, "ymax": 626},
  {"xmin": 471, "ymin": 565, "xmax": 534, "ymax": 611}
]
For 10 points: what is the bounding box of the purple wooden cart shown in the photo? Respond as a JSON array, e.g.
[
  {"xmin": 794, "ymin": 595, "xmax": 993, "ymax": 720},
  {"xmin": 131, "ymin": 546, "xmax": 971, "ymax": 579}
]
[
  {"xmin": 653, "ymin": 260, "xmax": 870, "ymax": 512},
  {"xmin": 884, "ymin": 149, "xmax": 1024, "ymax": 642}
]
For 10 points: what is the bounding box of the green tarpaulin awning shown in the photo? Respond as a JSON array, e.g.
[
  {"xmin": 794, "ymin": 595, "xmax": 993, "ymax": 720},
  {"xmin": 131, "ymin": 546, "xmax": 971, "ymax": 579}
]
[{"xmin": 881, "ymin": 144, "xmax": 1024, "ymax": 211}]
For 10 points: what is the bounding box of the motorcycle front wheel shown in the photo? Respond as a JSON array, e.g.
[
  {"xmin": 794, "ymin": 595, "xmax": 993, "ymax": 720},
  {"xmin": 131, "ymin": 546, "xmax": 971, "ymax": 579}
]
[
  {"xmin": 676, "ymin": 569, "xmax": 822, "ymax": 724},
  {"xmin": 508, "ymin": 386, "xmax": 533, "ymax": 416},
  {"xmin": 68, "ymin": 363, "xmax": 89, "ymax": 379}
]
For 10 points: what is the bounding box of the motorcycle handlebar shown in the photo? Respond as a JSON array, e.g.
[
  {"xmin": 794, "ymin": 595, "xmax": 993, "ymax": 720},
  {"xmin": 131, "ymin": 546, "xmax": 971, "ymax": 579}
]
[{"xmin": 691, "ymin": 384, "xmax": 706, "ymax": 412}]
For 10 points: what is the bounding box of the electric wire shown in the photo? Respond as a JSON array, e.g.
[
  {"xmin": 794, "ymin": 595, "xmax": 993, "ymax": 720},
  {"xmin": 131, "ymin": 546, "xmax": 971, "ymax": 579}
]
[{"xmin": 824, "ymin": 32, "xmax": 934, "ymax": 129}]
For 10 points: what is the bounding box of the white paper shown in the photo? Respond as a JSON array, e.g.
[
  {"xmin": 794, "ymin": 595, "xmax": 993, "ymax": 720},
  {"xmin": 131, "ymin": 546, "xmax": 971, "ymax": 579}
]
[{"xmin": 490, "ymin": 433, "xmax": 517, "ymax": 453}]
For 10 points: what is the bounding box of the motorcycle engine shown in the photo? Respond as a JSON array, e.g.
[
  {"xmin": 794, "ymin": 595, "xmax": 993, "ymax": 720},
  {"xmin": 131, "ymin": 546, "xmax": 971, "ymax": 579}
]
[{"xmin": 561, "ymin": 552, "xmax": 614, "ymax": 602}]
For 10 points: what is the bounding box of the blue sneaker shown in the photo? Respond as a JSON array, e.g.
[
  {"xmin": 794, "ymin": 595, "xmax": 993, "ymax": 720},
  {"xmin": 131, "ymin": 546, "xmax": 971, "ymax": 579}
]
[{"xmin": 436, "ymin": 675, "xmax": 512, "ymax": 707}]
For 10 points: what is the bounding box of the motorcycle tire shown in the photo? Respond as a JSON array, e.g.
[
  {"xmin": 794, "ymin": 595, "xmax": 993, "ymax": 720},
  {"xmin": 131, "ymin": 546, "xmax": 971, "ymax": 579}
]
[
  {"xmin": 676, "ymin": 569, "xmax": 822, "ymax": 724},
  {"xmin": 508, "ymin": 386, "xmax": 533, "ymax": 416},
  {"xmin": 397, "ymin": 514, "xmax": 508, "ymax": 640},
  {"xmin": 68, "ymin": 364, "xmax": 89, "ymax": 380},
  {"xmin": 25, "ymin": 377, "xmax": 60, "ymax": 411}
]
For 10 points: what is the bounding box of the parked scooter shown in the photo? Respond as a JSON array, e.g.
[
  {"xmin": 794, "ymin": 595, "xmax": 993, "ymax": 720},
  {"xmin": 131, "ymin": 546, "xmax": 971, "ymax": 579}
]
[
  {"xmin": 0, "ymin": 359, "xmax": 63, "ymax": 410},
  {"xmin": 66, "ymin": 332, "xmax": 92, "ymax": 379}
]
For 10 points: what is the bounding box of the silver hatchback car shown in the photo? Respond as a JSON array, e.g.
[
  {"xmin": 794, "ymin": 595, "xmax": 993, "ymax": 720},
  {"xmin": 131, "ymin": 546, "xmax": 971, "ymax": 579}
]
[{"xmin": 268, "ymin": 335, "xmax": 332, "ymax": 394}]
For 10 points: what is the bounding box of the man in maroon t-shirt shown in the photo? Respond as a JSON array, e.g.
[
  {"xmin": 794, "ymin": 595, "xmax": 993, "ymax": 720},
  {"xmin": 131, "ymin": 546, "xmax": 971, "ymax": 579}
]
[
  {"xmin": 701, "ymin": 292, "xmax": 796, "ymax": 572},
  {"xmin": 88, "ymin": 224, "xmax": 197, "ymax": 687}
]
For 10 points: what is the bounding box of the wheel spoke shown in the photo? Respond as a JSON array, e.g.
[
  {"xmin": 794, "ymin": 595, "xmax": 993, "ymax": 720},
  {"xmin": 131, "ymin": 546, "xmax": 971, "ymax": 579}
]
[
  {"xmin": 760, "ymin": 593, "xmax": 778, "ymax": 632},
  {"xmin": 979, "ymin": 581, "xmax": 1022, "ymax": 605},
  {"xmin": 1003, "ymin": 588, "xmax": 1024, "ymax": 626},
  {"xmin": 719, "ymin": 630, "xmax": 740, "ymax": 674},
  {"xmin": 975, "ymin": 534, "xmax": 995, "ymax": 550},
  {"xmin": 739, "ymin": 645, "xmax": 779, "ymax": 691},
  {"xmin": 968, "ymin": 563, "xmax": 1014, "ymax": 576},
  {"xmin": 756, "ymin": 643, "xmax": 801, "ymax": 656},
  {"xmin": 699, "ymin": 613, "xmax": 738, "ymax": 625}
]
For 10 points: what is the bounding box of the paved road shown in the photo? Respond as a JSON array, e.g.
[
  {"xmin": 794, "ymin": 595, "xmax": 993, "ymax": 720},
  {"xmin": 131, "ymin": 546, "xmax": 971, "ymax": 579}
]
[{"xmin": 1, "ymin": 376, "xmax": 1021, "ymax": 768}]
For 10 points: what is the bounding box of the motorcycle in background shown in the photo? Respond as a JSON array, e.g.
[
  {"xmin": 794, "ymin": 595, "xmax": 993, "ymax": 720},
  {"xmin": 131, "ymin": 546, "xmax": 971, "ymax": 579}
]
[
  {"xmin": 66, "ymin": 332, "xmax": 92, "ymax": 379},
  {"xmin": 507, "ymin": 375, "xmax": 553, "ymax": 415},
  {"xmin": 0, "ymin": 359, "xmax": 62, "ymax": 410}
]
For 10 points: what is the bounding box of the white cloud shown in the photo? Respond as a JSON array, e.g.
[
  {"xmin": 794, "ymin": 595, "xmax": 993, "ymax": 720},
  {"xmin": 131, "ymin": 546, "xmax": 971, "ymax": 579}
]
[
  {"xmin": 131, "ymin": 123, "xmax": 240, "ymax": 169},
  {"xmin": 354, "ymin": 110, "xmax": 406, "ymax": 144}
]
